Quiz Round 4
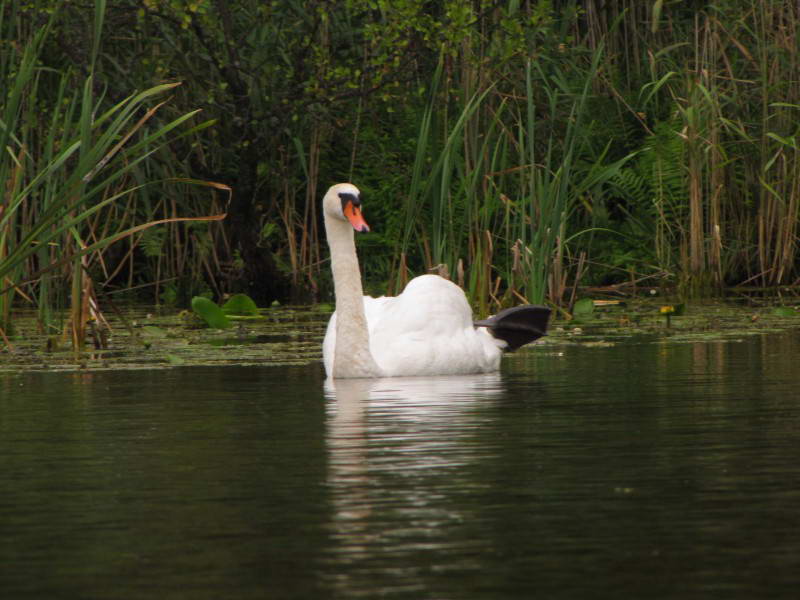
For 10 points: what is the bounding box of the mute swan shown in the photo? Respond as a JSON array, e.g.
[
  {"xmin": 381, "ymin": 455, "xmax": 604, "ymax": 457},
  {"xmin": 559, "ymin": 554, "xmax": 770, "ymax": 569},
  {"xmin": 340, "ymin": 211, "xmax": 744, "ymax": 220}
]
[{"xmin": 322, "ymin": 182, "xmax": 551, "ymax": 378}]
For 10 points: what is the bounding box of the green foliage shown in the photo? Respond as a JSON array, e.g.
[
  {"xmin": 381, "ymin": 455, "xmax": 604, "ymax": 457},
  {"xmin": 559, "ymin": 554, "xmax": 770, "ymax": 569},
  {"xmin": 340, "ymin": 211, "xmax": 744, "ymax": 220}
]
[
  {"xmin": 572, "ymin": 298, "xmax": 595, "ymax": 318},
  {"xmin": 3, "ymin": 0, "xmax": 798, "ymax": 314},
  {"xmin": 141, "ymin": 228, "xmax": 167, "ymax": 259},
  {"xmin": 141, "ymin": 325, "xmax": 168, "ymax": 338},
  {"xmin": 191, "ymin": 296, "xmax": 232, "ymax": 329},
  {"xmin": 160, "ymin": 283, "xmax": 179, "ymax": 306},
  {"xmin": 222, "ymin": 293, "xmax": 259, "ymax": 316},
  {"xmin": 0, "ymin": 3, "xmax": 223, "ymax": 334}
]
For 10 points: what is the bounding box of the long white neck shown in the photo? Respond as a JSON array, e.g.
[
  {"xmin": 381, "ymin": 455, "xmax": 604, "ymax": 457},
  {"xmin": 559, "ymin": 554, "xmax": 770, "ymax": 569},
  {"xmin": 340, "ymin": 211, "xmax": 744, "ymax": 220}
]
[{"xmin": 326, "ymin": 212, "xmax": 383, "ymax": 378}]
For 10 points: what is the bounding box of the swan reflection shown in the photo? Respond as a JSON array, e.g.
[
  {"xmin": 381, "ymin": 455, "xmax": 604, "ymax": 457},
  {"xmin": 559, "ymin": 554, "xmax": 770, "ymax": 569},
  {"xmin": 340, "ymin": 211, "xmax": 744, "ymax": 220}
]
[
  {"xmin": 323, "ymin": 374, "xmax": 504, "ymax": 569},
  {"xmin": 325, "ymin": 373, "xmax": 504, "ymax": 445}
]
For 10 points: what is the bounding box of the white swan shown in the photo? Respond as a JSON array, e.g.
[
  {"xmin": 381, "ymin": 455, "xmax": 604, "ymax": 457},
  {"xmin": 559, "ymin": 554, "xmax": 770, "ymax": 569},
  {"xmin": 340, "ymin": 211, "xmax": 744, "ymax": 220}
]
[{"xmin": 322, "ymin": 183, "xmax": 550, "ymax": 378}]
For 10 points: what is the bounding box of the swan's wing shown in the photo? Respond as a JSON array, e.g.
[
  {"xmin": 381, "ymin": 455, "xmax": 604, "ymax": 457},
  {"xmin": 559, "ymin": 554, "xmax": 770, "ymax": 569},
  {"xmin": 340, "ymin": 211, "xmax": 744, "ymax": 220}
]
[
  {"xmin": 363, "ymin": 294, "xmax": 395, "ymax": 326},
  {"xmin": 474, "ymin": 305, "xmax": 551, "ymax": 351},
  {"xmin": 367, "ymin": 276, "xmax": 473, "ymax": 338},
  {"xmin": 366, "ymin": 276, "xmax": 504, "ymax": 375}
]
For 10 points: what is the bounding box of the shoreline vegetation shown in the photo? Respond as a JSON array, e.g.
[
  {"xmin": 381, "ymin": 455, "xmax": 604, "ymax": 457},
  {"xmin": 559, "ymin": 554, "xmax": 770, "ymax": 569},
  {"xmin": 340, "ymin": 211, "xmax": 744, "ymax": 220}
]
[
  {"xmin": 1, "ymin": 1, "xmax": 799, "ymax": 357},
  {"xmin": 1, "ymin": 296, "xmax": 798, "ymax": 373}
]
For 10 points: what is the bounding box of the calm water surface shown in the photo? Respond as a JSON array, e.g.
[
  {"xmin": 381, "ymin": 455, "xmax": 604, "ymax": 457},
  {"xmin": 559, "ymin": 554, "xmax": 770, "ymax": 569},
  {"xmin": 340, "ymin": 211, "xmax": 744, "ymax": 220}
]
[{"xmin": 2, "ymin": 332, "xmax": 799, "ymax": 599}]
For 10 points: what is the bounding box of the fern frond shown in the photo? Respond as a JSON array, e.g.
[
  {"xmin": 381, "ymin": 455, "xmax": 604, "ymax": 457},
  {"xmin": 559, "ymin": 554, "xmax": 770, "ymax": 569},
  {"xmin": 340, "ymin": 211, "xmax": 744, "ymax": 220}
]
[{"xmin": 141, "ymin": 227, "xmax": 166, "ymax": 259}]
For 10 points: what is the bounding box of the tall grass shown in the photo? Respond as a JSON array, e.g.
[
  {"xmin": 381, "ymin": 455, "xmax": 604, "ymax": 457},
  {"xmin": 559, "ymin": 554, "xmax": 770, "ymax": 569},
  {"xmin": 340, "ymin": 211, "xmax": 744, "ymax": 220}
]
[
  {"xmin": 359, "ymin": 1, "xmax": 799, "ymax": 301},
  {"xmin": 515, "ymin": 49, "xmax": 631, "ymax": 305},
  {"xmin": 394, "ymin": 41, "xmax": 630, "ymax": 310},
  {"xmin": 0, "ymin": 1, "xmax": 228, "ymax": 348},
  {"xmin": 590, "ymin": 1, "xmax": 800, "ymax": 293},
  {"xmin": 397, "ymin": 57, "xmax": 493, "ymax": 283},
  {"xmin": 10, "ymin": 0, "xmax": 799, "ymax": 309}
]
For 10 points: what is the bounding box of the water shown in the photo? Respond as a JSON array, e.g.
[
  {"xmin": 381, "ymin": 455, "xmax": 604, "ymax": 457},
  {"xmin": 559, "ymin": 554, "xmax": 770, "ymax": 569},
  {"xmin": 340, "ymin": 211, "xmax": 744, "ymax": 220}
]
[{"xmin": 2, "ymin": 332, "xmax": 799, "ymax": 599}]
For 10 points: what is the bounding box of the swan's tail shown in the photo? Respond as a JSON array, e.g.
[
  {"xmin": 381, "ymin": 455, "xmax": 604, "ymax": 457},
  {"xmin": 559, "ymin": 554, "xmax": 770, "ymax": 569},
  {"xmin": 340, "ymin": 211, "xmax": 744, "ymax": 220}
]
[{"xmin": 474, "ymin": 305, "xmax": 551, "ymax": 352}]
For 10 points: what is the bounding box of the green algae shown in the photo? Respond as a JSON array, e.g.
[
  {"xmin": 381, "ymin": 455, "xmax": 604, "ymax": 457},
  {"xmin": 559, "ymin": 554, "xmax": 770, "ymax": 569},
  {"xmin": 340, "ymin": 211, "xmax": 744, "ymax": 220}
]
[
  {"xmin": 541, "ymin": 298, "xmax": 799, "ymax": 348},
  {"xmin": 0, "ymin": 298, "xmax": 797, "ymax": 372},
  {"xmin": 0, "ymin": 304, "xmax": 332, "ymax": 373}
]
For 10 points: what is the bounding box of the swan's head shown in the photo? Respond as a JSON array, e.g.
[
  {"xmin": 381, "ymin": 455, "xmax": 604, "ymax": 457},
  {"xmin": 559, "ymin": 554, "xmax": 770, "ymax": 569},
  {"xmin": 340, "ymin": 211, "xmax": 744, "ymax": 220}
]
[{"xmin": 323, "ymin": 183, "xmax": 370, "ymax": 233}]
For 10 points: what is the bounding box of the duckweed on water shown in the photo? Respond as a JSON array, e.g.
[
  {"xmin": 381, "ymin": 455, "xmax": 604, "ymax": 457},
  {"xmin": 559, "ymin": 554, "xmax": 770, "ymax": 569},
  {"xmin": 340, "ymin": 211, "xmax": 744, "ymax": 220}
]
[
  {"xmin": 0, "ymin": 299, "xmax": 797, "ymax": 373},
  {"xmin": 0, "ymin": 305, "xmax": 331, "ymax": 373}
]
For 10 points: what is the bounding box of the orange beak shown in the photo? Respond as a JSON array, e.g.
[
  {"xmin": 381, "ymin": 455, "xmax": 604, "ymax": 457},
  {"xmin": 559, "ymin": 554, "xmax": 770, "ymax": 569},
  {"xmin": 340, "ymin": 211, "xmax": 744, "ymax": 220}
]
[{"xmin": 344, "ymin": 202, "xmax": 370, "ymax": 233}]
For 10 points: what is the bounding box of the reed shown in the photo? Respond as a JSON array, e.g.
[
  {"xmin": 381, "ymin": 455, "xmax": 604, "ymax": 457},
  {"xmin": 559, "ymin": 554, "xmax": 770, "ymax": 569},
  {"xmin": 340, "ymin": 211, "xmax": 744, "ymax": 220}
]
[
  {"xmin": 576, "ymin": 0, "xmax": 800, "ymax": 294},
  {"xmin": 0, "ymin": 1, "xmax": 228, "ymax": 349},
  {"xmin": 392, "ymin": 28, "xmax": 631, "ymax": 309},
  {"xmin": 8, "ymin": 0, "xmax": 798, "ymax": 308},
  {"xmin": 397, "ymin": 56, "xmax": 494, "ymax": 288}
]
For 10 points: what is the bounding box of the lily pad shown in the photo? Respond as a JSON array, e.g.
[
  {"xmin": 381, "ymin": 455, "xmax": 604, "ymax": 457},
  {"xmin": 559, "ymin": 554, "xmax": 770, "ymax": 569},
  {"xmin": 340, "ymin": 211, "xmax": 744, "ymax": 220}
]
[
  {"xmin": 573, "ymin": 298, "xmax": 595, "ymax": 317},
  {"xmin": 141, "ymin": 325, "xmax": 168, "ymax": 338},
  {"xmin": 222, "ymin": 293, "xmax": 259, "ymax": 316},
  {"xmin": 191, "ymin": 296, "xmax": 232, "ymax": 329},
  {"xmin": 166, "ymin": 354, "xmax": 186, "ymax": 365}
]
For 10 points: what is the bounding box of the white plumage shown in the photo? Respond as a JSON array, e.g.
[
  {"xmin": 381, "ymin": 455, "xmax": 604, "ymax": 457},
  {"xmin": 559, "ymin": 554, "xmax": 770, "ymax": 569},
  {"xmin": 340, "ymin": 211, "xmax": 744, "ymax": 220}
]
[
  {"xmin": 321, "ymin": 183, "xmax": 548, "ymax": 379},
  {"xmin": 324, "ymin": 274, "xmax": 505, "ymax": 377}
]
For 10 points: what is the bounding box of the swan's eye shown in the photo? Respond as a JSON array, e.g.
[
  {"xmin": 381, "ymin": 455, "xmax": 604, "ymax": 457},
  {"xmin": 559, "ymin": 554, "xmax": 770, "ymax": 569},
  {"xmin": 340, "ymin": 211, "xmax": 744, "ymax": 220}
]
[{"xmin": 338, "ymin": 192, "xmax": 361, "ymax": 213}]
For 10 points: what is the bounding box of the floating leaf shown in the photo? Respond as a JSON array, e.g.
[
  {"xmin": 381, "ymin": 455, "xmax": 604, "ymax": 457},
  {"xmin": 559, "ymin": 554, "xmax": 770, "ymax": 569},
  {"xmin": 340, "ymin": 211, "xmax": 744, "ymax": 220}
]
[
  {"xmin": 141, "ymin": 325, "xmax": 168, "ymax": 337},
  {"xmin": 772, "ymin": 306, "xmax": 798, "ymax": 317},
  {"xmin": 222, "ymin": 293, "xmax": 259, "ymax": 316},
  {"xmin": 572, "ymin": 298, "xmax": 595, "ymax": 317},
  {"xmin": 191, "ymin": 296, "xmax": 232, "ymax": 329},
  {"xmin": 166, "ymin": 354, "xmax": 186, "ymax": 365}
]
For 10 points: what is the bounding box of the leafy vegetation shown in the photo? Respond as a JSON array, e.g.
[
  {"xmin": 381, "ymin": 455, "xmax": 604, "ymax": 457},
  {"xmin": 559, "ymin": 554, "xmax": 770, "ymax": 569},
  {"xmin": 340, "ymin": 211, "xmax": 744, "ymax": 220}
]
[
  {"xmin": 191, "ymin": 296, "xmax": 231, "ymax": 329},
  {"xmin": 222, "ymin": 293, "xmax": 259, "ymax": 316},
  {"xmin": 0, "ymin": 2, "xmax": 228, "ymax": 351},
  {"xmin": 2, "ymin": 0, "xmax": 799, "ymax": 353}
]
